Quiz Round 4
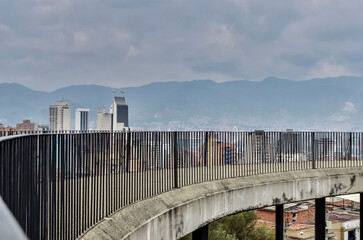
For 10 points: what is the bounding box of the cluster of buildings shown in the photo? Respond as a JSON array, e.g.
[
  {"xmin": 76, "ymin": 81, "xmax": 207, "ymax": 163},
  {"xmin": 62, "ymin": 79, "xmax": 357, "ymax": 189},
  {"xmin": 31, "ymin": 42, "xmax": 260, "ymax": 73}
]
[
  {"xmin": 257, "ymin": 195, "xmax": 360, "ymax": 239},
  {"xmin": 239, "ymin": 130, "xmax": 358, "ymax": 164},
  {"xmin": 49, "ymin": 97, "xmax": 129, "ymax": 131},
  {"xmin": 97, "ymin": 97, "xmax": 129, "ymax": 131},
  {"xmin": 117, "ymin": 130, "xmax": 363, "ymax": 172},
  {"xmin": 0, "ymin": 96, "xmax": 130, "ymax": 132}
]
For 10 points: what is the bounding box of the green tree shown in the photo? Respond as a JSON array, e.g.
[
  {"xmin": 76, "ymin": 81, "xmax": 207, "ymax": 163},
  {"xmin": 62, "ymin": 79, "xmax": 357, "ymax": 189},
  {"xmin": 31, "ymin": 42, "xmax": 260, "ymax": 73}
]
[
  {"xmin": 209, "ymin": 221, "xmax": 238, "ymax": 240},
  {"xmin": 218, "ymin": 210, "xmax": 274, "ymax": 240},
  {"xmin": 180, "ymin": 210, "xmax": 274, "ymax": 240}
]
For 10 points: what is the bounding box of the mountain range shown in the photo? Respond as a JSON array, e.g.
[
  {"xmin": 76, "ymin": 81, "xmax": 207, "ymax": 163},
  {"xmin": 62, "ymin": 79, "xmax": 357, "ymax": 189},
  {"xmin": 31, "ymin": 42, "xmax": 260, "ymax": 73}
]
[{"xmin": 1, "ymin": 76, "xmax": 363, "ymax": 131}]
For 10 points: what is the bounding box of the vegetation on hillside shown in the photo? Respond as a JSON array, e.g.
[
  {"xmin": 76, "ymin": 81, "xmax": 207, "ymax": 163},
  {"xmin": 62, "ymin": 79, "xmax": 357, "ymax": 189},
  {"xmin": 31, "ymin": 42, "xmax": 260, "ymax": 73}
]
[{"xmin": 180, "ymin": 210, "xmax": 274, "ymax": 240}]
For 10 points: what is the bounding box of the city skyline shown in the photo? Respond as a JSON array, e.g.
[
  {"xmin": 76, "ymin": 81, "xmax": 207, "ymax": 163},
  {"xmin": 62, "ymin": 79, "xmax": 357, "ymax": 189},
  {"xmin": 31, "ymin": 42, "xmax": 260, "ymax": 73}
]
[
  {"xmin": 2, "ymin": 76, "xmax": 363, "ymax": 131},
  {"xmin": 1, "ymin": 1, "xmax": 363, "ymax": 240}
]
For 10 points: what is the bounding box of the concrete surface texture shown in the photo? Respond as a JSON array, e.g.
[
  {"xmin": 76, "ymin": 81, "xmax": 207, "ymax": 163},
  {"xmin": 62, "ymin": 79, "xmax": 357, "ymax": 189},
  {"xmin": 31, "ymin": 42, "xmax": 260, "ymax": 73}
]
[
  {"xmin": 80, "ymin": 167, "xmax": 363, "ymax": 240},
  {"xmin": 0, "ymin": 197, "xmax": 27, "ymax": 240}
]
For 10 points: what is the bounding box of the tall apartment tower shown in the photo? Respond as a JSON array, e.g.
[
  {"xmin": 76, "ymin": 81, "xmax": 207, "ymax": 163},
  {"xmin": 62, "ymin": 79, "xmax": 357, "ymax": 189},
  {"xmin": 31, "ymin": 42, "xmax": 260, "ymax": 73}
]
[
  {"xmin": 97, "ymin": 107, "xmax": 112, "ymax": 131},
  {"xmin": 75, "ymin": 108, "xmax": 90, "ymax": 131},
  {"xmin": 111, "ymin": 96, "xmax": 129, "ymax": 131},
  {"xmin": 49, "ymin": 100, "xmax": 71, "ymax": 131},
  {"xmin": 243, "ymin": 130, "xmax": 272, "ymax": 163}
]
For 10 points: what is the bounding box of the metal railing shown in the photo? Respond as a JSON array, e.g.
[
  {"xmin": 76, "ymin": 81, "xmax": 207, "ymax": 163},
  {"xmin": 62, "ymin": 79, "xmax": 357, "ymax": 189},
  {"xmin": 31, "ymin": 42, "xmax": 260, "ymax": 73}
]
[{"xmin": 0, "ymin": 130, "xmax": 362, "ymax": 239}]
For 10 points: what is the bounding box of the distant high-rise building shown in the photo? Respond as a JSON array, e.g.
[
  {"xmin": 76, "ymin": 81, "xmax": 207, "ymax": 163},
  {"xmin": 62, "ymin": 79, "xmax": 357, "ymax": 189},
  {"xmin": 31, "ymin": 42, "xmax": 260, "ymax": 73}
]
[
  {"xmin": 97, "ymin": 107, "xmax": 112, "ymax": 131},
  {"xmin": 243, "ymin": 130, "xmax": 273, "ymax": 163},
  {"xmin": 111, "ymin": 96, "xmax": 129, "ymax": 131},
  {"xmin": 49, "ymin": 100, "xmax": 71, "ymax": 131},
  {"xmin": 75, "ymin": 108, "xmax": 90, "ymax": 131},
  {"xmin": 314, "ymin": 137, "xmax": 334, "ymax": 161},
  {"xmin": 277, "ymin": 130, "xmax": 303, "ymax": 154},
  {"xmin": 275, "ymin": 129, "xmax": 307, "ymax": 162}
]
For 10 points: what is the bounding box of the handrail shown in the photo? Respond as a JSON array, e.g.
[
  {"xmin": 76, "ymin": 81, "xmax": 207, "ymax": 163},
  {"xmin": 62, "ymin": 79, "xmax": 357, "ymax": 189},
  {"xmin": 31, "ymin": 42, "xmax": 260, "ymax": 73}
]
[{"xmin": 0, "ymin": 131, "xmax": 362, "ymax": 239}]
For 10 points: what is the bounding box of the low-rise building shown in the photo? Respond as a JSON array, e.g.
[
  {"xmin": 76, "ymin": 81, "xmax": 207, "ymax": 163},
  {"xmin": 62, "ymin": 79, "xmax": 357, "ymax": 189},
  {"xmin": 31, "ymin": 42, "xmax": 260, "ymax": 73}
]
[
  {"xmin": 257, "ymin": 196, "xmax": 360, "ymax": 240},
  {"xmin": 16, "ymin": 120, "xmax": 38, "ymax": 131}
]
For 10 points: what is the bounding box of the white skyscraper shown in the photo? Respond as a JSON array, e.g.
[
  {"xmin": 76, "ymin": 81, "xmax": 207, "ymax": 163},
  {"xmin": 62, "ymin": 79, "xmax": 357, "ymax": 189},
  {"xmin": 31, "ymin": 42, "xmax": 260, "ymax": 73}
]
[
  {"xmin": 111, "ymin": 96, "xmax": 129, "ymax": 131},
  {"xmin": 49, "ymin": 100, "xmax": 71, "ymax": 131},
  {"xmin": 97, "ymin": 107, "xmax": 112, "ymax": 131},
  {"xmin": 75, "ymin": 108, "xmax": 90, "ymax": 131}
]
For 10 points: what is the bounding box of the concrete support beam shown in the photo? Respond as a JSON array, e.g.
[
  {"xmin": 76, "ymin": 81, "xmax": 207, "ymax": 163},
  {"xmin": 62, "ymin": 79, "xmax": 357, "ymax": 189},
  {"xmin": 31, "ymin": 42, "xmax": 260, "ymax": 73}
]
[
  {"xmin": 315, "ymin": 198, "xmax": 325, "ymax": 240},
  {"xmin": 275, "ymin": 204, "xmax": 284, "ymax": 240},
  {"xmin": 192, "ymin": 225, "xmax": 208, "ymax": 240},
  {"xmin": 360, "ymin": 193, "xmax": 363, "ymax": 239}
]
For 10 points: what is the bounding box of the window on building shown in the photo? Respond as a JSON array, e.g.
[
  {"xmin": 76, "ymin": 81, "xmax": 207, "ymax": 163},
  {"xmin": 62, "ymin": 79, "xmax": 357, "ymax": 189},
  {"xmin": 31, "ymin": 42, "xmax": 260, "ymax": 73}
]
[
  {"xmin": 348, "ymin": 230, "xmax": 355, "ymax": 240},
  {"xmin": 292, "ymin": 212, "xmax": 297, "ymax": 222}
]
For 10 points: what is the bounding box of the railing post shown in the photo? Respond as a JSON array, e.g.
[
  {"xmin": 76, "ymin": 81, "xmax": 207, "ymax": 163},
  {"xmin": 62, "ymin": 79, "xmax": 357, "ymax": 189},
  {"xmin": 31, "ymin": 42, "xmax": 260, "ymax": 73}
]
[
  {"xmin": 360, "ymin": 193, "xmax": 363, "ymax": 239},
  {"xmin": 279, "ymin": 132, "xmax": 282, "ymax": 163},
  {"xmin": 173, "ymin": 132, "xmax": 178, "ymax": 189},
  {"xmin": 349, "ymin": 132, "xmax": 352, "ymax": 160},
  {"xmin": 126, "ymin": 131, "xmax": 131, "ymax": 172},
  {"xmin": 43, "ymin": 135, "xmax": 49, "ymax": 240},
  {"xmin": 312, "ymin": 132, "xmax": 316, "ymax": 169},
  {"xmin": 204, "ymin": 132, "xmax": 209, "ymax": 166},
  {"xmin": 262, "ymin": 131, "xmax": 266, "ymax": 163}
]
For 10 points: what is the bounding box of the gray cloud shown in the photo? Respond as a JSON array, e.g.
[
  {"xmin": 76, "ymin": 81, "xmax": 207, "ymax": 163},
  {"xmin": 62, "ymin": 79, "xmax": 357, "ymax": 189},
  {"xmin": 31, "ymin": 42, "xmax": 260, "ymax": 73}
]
[{"xmin": 0, "ymin": 0, "xmax": 363, "ymax": 90}]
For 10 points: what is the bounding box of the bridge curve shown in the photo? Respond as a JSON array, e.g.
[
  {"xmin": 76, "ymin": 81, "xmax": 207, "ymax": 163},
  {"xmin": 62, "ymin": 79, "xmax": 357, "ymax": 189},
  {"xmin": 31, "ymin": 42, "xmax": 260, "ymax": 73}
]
[
  {"xmin": 81, "ymin": 167, "xmax": 363, "ymax": 240},
  {"xmin": 1, "ymin": 130, "xmax": 363, "ymax": 239}
]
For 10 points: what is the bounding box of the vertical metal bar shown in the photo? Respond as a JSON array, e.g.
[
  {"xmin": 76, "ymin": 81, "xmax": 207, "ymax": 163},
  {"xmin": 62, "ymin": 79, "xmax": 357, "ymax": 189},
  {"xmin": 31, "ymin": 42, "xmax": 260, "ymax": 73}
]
[
  {"xmin": 102, "ymin": 133, "xmax": 105, "ymax": 218},
  {"xmin": 312, "ymin": 132, "xmax": 316, "ymax": 169},
  {"xmin": 173, "ymin": 132, "xmax": 178, "ymax": 189},
  {"xmin": 204, "ymin": 132, "xmax": 208, "ymax": 168},
  {"xmin": 61, "ymin": 134, "xmax": 66, "ymax": 240},
  {"xmin": 127, "ymin": 131, "xmax": 131, "ymax": 204},
  {"xmin": 77, "ymin": 134, "xmax": 82, "ymax": 237},
  {"xmin": 52, "ymin": 135, "xmax": 57, "ymax": 240},
  {"xmin": 105, "ymin": 132, "xmax": 109, "ymax": 217},
  {"xmin": 123, "ymin": 131, "xmax": 127, "ymax": 207},
  {"xmin": 44, "ymin": 135, "xmax": 49, "ymax": 240},
  {"xmin": 360, "ymin": 193, "xmax": 363, "ymax": 239},
  {"xmin": 95, "ymin": 133, "xmax": 99, "ymax": 224},
  {"xmin": 72, "ymin": 133, "xmax": 76, "ymax": 239},
  {"xmin": 65, "ymin": 134, "xmax": 70, "ymax": 240}
]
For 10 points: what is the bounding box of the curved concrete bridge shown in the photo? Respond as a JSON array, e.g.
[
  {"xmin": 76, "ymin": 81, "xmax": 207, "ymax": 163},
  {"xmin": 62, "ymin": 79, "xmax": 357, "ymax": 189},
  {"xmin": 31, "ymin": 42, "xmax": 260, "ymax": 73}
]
[
  {"xmin": 81, "ymin": 167, "xmax": 363, "ymax": 240},
  {"xmin": 1, "ymin": 131, "xmax": 363, "ymax": 240}
]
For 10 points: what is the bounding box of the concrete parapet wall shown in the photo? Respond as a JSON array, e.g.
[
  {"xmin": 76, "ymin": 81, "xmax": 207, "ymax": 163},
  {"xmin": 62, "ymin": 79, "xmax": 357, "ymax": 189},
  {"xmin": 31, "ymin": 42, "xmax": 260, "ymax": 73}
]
[{"xmin": 80, "ymin": 167, "xmax": 363, "ymax": 240}]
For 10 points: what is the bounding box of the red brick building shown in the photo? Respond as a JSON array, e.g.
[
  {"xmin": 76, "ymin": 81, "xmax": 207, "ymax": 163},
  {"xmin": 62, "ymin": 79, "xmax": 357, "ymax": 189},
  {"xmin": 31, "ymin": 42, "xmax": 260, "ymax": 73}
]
[
  {"xmin": 16, "ymin": 120, "xmax": 38, "ymax": 131},
  {"xmin": 257, "ymin": 198, "xmax": 361, "ymax": 239}
]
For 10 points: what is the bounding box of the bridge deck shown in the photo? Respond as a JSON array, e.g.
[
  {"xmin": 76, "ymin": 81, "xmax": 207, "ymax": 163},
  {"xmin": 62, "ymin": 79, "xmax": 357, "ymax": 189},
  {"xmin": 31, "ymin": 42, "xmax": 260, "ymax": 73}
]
[{"xmin": 1, "ymin": 131, "xmax": 363, "ymax": 239}]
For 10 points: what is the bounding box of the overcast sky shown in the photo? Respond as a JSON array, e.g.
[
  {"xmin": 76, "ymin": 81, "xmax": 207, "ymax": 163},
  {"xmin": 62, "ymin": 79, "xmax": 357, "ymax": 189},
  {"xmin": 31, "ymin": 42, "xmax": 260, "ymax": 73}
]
[{"xmin": 0, "ymin": 0, "xmax": 362, "ymax": 91}]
